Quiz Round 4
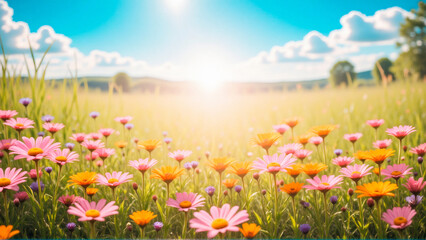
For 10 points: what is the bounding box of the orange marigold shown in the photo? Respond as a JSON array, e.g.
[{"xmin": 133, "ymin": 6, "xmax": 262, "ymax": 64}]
[
  {"xmin": 280, "ymin": 182, "xmax": 304, "ymax": 197},
  {"xmin": 251, "ymin": 133, "xmax": 280, "ymax": 152},
  {"xmin": 150, "ymin": 166, "xmax": 184, "ymax": 184},
  {"xmin": 310, "ymin": 125, "xmax": 338, "ymax": 138},
  {"xmin": 303, "ymin": 163, "xmax": 327, "ymax": 178},
  {"xmin": 355, "ymin": 181, "xmax": 398, "ymax": 201}
]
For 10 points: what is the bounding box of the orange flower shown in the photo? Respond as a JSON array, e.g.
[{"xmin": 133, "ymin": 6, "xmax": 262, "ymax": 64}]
[
  {"xmin": 284, "ymin": 117, "xmax": 299, "ymax": 128},
  {"xmin": 365, "ymin": 149, "xmax": 395, "ymax": 165},
  {"xmin": 68, "ymin": 171, "xmax": 97, "ymax": 188},
  {"xmin": 251, "ymin": 133, "xmax": 280, "ymax": 152},
  {"xmin": 115, "ymin": 141, "xmax": 127, "ymax": 149},
  {"xmin": 296, "ymin": 133, "xmax": 313, "ymax": 146},
  {"xmin": 355, "ymin": 181, "xmax": 398, "ymax": 201},
  {"xmin": 280, "ymin": 182, "xmax": 304, "ymax": 197},
  {"xmin": 310, "ymin": 125, "xmax": 338, "ymax": 138},
  {"xmin": 285, "ymin": 164, "xmax": 304, "ymax": 179},
  {"xmin": 354, "ymin": 150, "xmax": 369, "ymax": 162},
  {"xmin": 222, "ymin": 179, "xmax": 238, "ymax": 189},
  {"xmin": 207, "ymin": 157, "xmax": 235, "ymax": 173},
  {"xmin": 138, "ymin": 139, "xmax": 162, "ymax": 152},
  {"xmin": 129, "ymin": 210, "xmax": 157, "ymax": 228},
  {"xmin": 150, "ymin": 166, "xmax": 184, "ymax": 183},
  {"xmin": 86, "ymin": 188, "xmax": 99, "ymax": 197},
  {"xmin": 303, "ymin": 163, "xmax": 327, "ymax": 178},
  {"xmin": 229, "ymin": 162, "xmax": 253, "ymax": 178},
  {"xmin": 239, "ymin": 223, "xmax": 261, "ymax": 239},
  {"xmin": 0, "ymin": 225, "xmax": 19, "ymax": 239}
]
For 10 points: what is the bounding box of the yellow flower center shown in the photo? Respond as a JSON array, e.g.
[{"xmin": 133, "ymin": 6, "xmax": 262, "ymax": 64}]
[
  {"xmin": 55, "ymin": 156, "xmax": 67, "ymax": 162},
  {"xmin": 211, "ymin": 218, "xmax": 229, "ymax": 229},
  {"xmin": 108, "ymin": 178, "xmax": 119, "ymax": 184},
  {"xmin": 85, "ymin": 209, "xmax": 100, "ymax": 218},
  {"xmin": 393, "ymin": 217, "xmax": 407, "ymax": 226},
  {"xmin": 0, "ymin": 178, "xmax": 11, "ymax": 187},
  {"xmin": 352, "ymin": 171, "xmax": 361, "ymax": 175},
  {"xmin": 391, "ymin": 171, "xmax": 402, "ymax": 176},
  {"xmin": 15, "ymin": 123, "xmax": 24, "ymax": 127},
  {"xmin": 321, "ymin": 182, "xmax": 330, "ymax": 186},
  {"xmin": 28, "ymin": 147, "xmax": 44, "ymax": 156},
  {"xmin": 179, "ymin": 201, "xmax": 192, "ymax": 208},
  {"xmin": 267, "ymin": 162, "xmax": 281, "ymax": 168}
]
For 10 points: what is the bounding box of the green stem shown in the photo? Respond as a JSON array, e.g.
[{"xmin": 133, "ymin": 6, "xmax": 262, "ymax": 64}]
[
  {"xmin": 139, "ymin": 226, "xmax": 145, "ymax": 239},
  {"xmin": 322, "ymin": 137, "xmax": 327, "ymax": 163},
  {"xmin": 90, "ymin": 221, "xmax": 96, "ymax": 239},
  {"xmin": 35, "ymin": 161, "xmax": 43, "ymax": 212},
  {"xmin": 218, "ymin": 172, "xmax": 222, "ymax": 206},
  {"xmin": 323, "ymin": 192, "xmax": 328, "ymax": 238},
  {"xmin": 398, "ymin": 139, "xmax": 402, "ymax": 164},
  {"xmin": 376, "ymin": 199, "xmax": 383, "ymax": 238},
  {"xmin": 182, "ymin": 211, "xmax": 188, "ymax": 239},
  {"xmin": 3, "ymin": 191, "xmax": 8, "ymax": 225},
  {"xmin": 273, "ymin": 173, "xmax": 278, "ymax": 238}
]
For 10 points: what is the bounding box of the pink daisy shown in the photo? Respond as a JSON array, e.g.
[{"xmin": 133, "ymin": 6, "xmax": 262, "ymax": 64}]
[
  {"xmin": 189, "ymin": 203, "xmax": 249, "ymax": 238},
  {"xmin": 386, "ymin": 125, "xmax": 416, "ymax": 140},
  {"xmin": 9, "ymin": 136, "xmax": 60, "ymax": 162},
  {"xmin": 129, "ymin": 158, "xmax": 158, "ymax": 173},
  {"xmin": 253, "ymin": 153, "xmax": 297, "ymax": 174},
  {"xmin": 81, "ymin": 140, "xmax": 105, "ymax": 152},
  {"xmin": 0, "ymin": 139, "xmax": 16, "ymax": 151},
  {"xmin": 403, "ymin": 177, "xmax": 426, "ymax": 195},
  {"xmin": 4, "ymin": 118, "xmax": 34, "ymax": 131},
  {"xmin": 0, "ymin": 110, "xmax": 18, "ymax": 121},
  {"xmin": 167, "ymin": 192, "xmax": 206, "ymax": 212},
  {"xmin": 294, "ymin": 149, "xmax": 312, "ymax": 161},
  {"xmin": 343, "ymin": 133, "xmax": 363, "ymax": 143},
  {"xmin": 0, "ymin": 167, "xmax": 27, "ymax": 192},
  {"xmin": 410, "ymin": 143, "xmax": 426, "ymax": 157},
  {"xmin": 114, "ymin": 116, "xmax": 133, "ymax": 125},
  {"xmin": 366, "ymin": 119, "xmax": 384, "ymax": 129},
  {"xmin": 86, "ymin": 152, "xmax": 99, "ymax": 161},
  {"xmin": 94, "ymin": 148, "xmax": 116, "ymax": 160},
  {"xmin": 168, "ymin": 150, "xmax": 193, "ymax": 162},
  {"xmin": 304, "ymin": 175, "xmax": 343, "ymax": 193},
  {"xmin": 339, "ymin": 164, "xmax": 373, "ymax": 183},
  {"xmin": 381, "ymin": 164, "xmax": 413, "ymax": 180},
  {"xmin": 309, "ymin": 136, "xmax": 323, "ymax": 146},
  {"xmin": 58, "ymin": 195, "xmax": 83, "ymax": 207},
  {"xmin": 373, "ymin": 139, "xmax": 392, "ymax": 149},
  {"xmin": 97, "ymin": 171, "xmax": 133, "ymax": 189},
  {"xmin": 42, "ymin": 122, "xmax": 65, "ymax": 134},
  {"xmin": 70, "ymin": 133, "xmax": 87, "ymax": 143},
  {"xmin": 67, "ymin": 198, "xmax": 118, "ymax": 221},
  {"xmin": 273, "ymin": 124, "xmax": 290, "ymax": 135},
  {"xmin": 382, "ymin": 206, "xmax": 416, "ymax": 230},
  {"xmin": 332, "ymin": 156, "xmax": 355, "ymax": 168},
  {"xmin": 278, "ymin": 143, "xmax": 303, "ymax": 155},
  {"xmin": 99, "ymin": 128, "xmax": 115, "ymax": 137},
  {"xmin": 88, "ymin": 133, "xmax": 103, "ymax": 140},
  {"xmin": 47, "ymin": 148, "xmax": 79, "ymax": 166}
]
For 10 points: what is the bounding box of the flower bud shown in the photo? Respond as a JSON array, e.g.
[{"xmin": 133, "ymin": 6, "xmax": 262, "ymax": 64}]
[
  {"xmin": 205, "ymin": 186, "xmax": 215, "ymax": 196},
  {"xmin": 152, "ymin": 195, "xmax": 158, "ymax": 202},
  {"xmin": 154, "ymin": 221, "xmax": 163, "ymax": 231},
  {"xmin": 300, "ymin": 200, "xmax": 310, "ymax": 208},
  {"xmin": 330, "ymin": 196, "xmax": 338, "ymax": 205},
  {"xmin": 195, "ymin": 168, "xmax": 200, "ymax": 174},
  {"xmin": 126, "ymin": 222, "xmax": 133, "ymax": 232},
  {"xmin": 67, "ymin": 222, "xmax": 76, "ymax": 232},
  {"xmin": 235, "ymin": 185, "xmax": 242, "ymax": 193},
  {"xmin": 223, "ymin": 190, "xmax": 228, "ymax": 196},
  {"xmin": 341, "ymin": 207, "xmax": 347, "ymax": 212},
  {"xmin": 413, "ymin": 171, "xmax": 418, "ymax": 177},
  {"xmin": 45, "ymin": 167, "xmax": 53, "ymax": 174},
  {"xmin": 299, "ymin": 224, "xmax": 311, "ymax": 234},
  {"xmin": 132, "ymin": 182, "xmax": 138, "ymax": 191},
  {"xmin": 334, "ymin": 149, "xmax": 343, "ymax": 156},
  {"xmin": 348, "ymin": 188, "xmax": 354, "ymax": 196},
  {"xmin": 403, "ymin": 145, "xmax": 407, "ymax": 152},
  {"xmin": 367, "ymin": 198, "xmax": 375, "ymax": 208},
  {"xmin": 401, "ymin": 156, "xmax": 405, "ymax": 161},
  {"xmin": 261, "ymin": 189, "xmax": 267, "ymax": 195},
  {"xmin": 418, "ymin": 157, "xmax": 423, "ymax": 164},
  {"xmin": 253, "ymin": 172, "xmax": 260, "ymax": 181},
  {"xmin": 13, "ymin": 198, "xmax": 20, "ymax": 207}
]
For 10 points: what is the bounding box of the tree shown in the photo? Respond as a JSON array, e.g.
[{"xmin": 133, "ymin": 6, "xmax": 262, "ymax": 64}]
[
  {"xmin": 328, "ymin": 60, "xmax": 356, "ymax": 87},
  {"xmin": 393, "ymin": 2, "xmax": 426, "ymax": 81},
  {"xmin": 113, "ymin": 72, "xmax": 131, "ymax": 92},
  {"xmin": 372, "ymin": 57, "xmax": 395, "ymax": 85}
]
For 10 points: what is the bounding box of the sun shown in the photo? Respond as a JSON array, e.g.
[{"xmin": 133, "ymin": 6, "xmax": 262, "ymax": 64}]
[{"xmin": 164, "ymin": 0, "xmax": 187, "ymax": 14}]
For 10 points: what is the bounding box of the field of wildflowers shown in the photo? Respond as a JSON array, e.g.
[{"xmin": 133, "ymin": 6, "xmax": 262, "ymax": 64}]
[{"xmin": 0, "ymin": 53, "xmax": 425, "ymax": 239}]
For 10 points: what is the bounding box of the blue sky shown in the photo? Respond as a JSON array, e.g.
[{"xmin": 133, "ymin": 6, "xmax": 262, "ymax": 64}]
[{"xmin": 1, "ymin": 0, "xmax": 421, "ymax": 82}]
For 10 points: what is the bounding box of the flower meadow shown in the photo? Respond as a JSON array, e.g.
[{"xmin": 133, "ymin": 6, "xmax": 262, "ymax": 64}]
[{"xmin": 0, "ymin": 58, "xmax": 425, "ymax": 240}]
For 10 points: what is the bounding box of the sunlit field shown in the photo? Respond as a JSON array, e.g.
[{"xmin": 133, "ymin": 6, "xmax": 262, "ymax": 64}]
[{"xmin": 1, "ymin": 62, "xmax": 425, "ymax": 239}]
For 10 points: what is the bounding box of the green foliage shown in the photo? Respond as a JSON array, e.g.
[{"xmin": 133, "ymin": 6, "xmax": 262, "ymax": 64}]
[
  {"xmin": 113, "ymin": 72, "xmax": 132, "ymax": 92},
  {"xmin": 393, "ymin": 1, "xmax": 426, "ymax": 81},
  {"xmin": 372, "ymin": 57, "xmax": 395, "ymax": 85},
  {"xmin": 328, "ymin": 60, "xmax": 356, "ymax": 87}
]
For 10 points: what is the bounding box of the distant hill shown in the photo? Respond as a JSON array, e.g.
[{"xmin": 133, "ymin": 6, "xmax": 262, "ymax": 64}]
[{"xmin": 50, "ymin": 70, "xmax": 374, "ymax": 93}]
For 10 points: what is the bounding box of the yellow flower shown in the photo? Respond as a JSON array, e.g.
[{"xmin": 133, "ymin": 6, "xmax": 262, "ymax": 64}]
[
  {"xmin": 296, "ymin": 133, "xmax": 313, "ymax": 146},
  {"xmin": 251, "ymin": 133, "xmax": 280, "ymax": 152},
  {"xmin": 354, "ymin": 150, "xmax": 370, "ymax": 162},
  {"xmin": 229, "ymin": 162, "xmax": 253, "ymax": 178},
  {"xmin": 138, "ymin": 139, "xmax": 162, "ymax": 152},
  {"xmin": 150, "ymin": 166, "xmax": 184, "ymax": 183},
  {"xmin": 239, "ymin": 223, "xmax": 261, "ymax": 239},
  {"xmin": 86, "ymin": 188, "xmax": 99, "ymax": 197},
  {"xmin": 303, "ymin": 163, "xmax": 327, "ymax": 178},
  {"xmin": 285, "ymin": 164, "xmax": 304, "ymax": 179},
  {"xmin": 68, "ymin": 171, "xmax": 97, "ymax": 188},
  {"xmin": 365, "ymin": 149, "xmax": 395, "ymax": 165},
  {"xmin": 207, "ymin": 157, "xmax": 235, "ymax": 173},
  {"xmin": 222, "ymin": 179, "xmax": 238, "ymax": 189},
  {"xmin": 355, "ymin": 181, "xmax": 398, "ymax": 200},
  {"xmin": 310, "ymin": 125, "xmax": 338, "ymax": 138},
  {"xmin": 129, "ymin": 210, "xmax": 157, "ymax": 228},
  {"xmin": 0, "ymin": 225, "xmax": 19, "ymax": 240},
  {"xmin": 115, "ymin": 141, "xmax": 127, "ymax": 149}
]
